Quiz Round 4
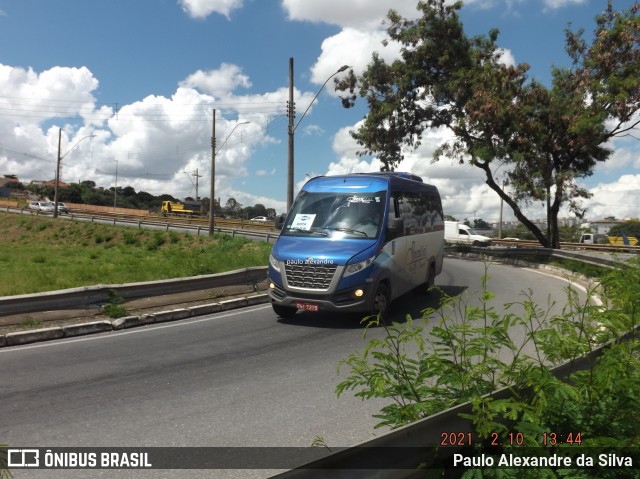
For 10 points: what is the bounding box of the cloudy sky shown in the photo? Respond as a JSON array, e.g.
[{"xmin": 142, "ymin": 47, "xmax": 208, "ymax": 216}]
[{"xmin": 0, "ymin": 0, "xmax": 638, "ymax": 223}]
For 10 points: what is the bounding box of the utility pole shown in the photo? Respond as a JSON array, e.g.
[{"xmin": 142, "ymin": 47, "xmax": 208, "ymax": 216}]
[
  {"xmin": 287, "ymin": 57, "xmax": 295, "ymax": 212},
  {"xmin": 193, "ymin": 168, "xmax": 201, "ymax": 201},
  {"xmin": 53, "ymin": 128, "xmax": 62, "ymax": 218},
  {"xmin": 209, "ymin": 109, "xmax": 216, "ymax": 235},
  {"xmin": 52, "ymin": 131, "xmax": 95, "ymax": 218},
  {"xmin": 286, "ymin": 59, "xmax": 348, "ymax": 212}
]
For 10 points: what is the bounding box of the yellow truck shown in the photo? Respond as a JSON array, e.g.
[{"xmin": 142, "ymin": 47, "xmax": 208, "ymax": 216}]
[
  {"xmin": 608, "ymin": 235, "xmax": 638, "ymax": 246},
  {"xmin": 161, "ymin": 200, "xmax": 202, "ymax": 217}
]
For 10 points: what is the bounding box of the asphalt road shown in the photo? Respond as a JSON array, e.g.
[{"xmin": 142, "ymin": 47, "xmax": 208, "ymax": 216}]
[{"xmin": 0, "ymin": 258, "xmax": 592, "ymax": 479}]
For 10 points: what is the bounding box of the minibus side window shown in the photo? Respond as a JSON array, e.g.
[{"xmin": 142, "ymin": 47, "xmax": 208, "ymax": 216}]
[{"xmin": 386, "ymin": 193, "xmax": 403, "ymax": 241}]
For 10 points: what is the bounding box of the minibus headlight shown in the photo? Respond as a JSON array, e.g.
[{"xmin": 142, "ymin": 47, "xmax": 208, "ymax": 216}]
[
  {"xmin": 344, "ymin": 256, "xmax": 375, "ymax": 277},
  {"xmin": 269, "ymin": 254, "xmax": 281, "ymax": 273}
]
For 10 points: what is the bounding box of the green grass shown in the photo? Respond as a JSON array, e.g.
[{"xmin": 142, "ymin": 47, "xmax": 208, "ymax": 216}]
[{"xmin": 0, "ymin": 212, "xmax": 272, "ymax": 296}]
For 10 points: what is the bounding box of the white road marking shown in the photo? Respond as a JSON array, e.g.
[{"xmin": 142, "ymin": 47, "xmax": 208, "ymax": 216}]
[{"xmin": 0, "ymin": 304, "xmax": 272, "ymax": 353}]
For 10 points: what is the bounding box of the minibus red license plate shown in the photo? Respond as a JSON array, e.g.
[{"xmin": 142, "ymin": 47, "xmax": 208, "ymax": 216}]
[{"xmin": 296, "ymin": 301, "xmax": 319, "ymax": 312}]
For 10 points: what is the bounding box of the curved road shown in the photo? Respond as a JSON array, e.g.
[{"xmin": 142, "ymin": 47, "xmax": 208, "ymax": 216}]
[{"xmin": 1, "ymin": 258, "xmax": 591, "ymax": 479}]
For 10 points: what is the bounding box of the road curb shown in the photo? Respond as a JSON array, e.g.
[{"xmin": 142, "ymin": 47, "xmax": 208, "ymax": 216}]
[{"xmin": 0, "ymin": 293, "xmax": 270, "ymax": 348}]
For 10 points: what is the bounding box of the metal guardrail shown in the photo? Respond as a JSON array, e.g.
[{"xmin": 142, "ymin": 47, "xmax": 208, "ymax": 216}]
[
  {"xmin": 492, "ymin": 238, "xmax": 640, "ymax": 254},
  {"xmin": 458, "ymin": 244, "xmax": 636, "ymax": 270},
  {"xmin": 0, "ymin": 267, "xmax": 268, "ymax": 316}
]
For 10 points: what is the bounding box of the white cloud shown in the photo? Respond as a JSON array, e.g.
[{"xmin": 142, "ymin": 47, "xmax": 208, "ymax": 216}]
[
  {"xmin": 0, "ymin": 64, "xmax": 99, "ymax": 119},
  {"xmin": 180, "ymin": 64, "xmax": 252, "ymax": 97},
  {"xmin": 310, "ymin": 28, "xmax": 400, "ymax": 90},
  {"xmin": 281, "ymin": 0, "xmax": 420, "ymax": 30},
  {"xmin": 543, "ymin": 0, "xmax": 587, "ymax": 10},
  {"xmin": 178, "ymin": 0, "xmax": 245, "ymax": 19},
  {"xmin": 496, "ymin": 48, "xmax": 516, "ymax": 67},
  {"xmin": 0, "ymin": 61, "xmax": 326, "ymax": 212},
  {"xmin": 585, "ymin": 174, "xmax": 640, "ymax": 220}
]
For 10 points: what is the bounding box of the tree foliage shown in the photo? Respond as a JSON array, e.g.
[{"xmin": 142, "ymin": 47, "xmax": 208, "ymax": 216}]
[{"xmin": 336, "ymin": 0, "xmax": 640, "ymax": 248}]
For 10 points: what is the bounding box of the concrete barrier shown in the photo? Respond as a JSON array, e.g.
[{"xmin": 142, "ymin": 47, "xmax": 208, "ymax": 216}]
[
  {"xmin": 0, "ymin": 267, "xmax": 267, "ymax": 316},
  {"xmin": 0, "ymin": 293, "xmax": 270, "ymax": 347}
]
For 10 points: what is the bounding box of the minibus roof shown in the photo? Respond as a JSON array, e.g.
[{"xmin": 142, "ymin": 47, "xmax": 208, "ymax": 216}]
[{"xmin": 303, "ymin": 172, "xmax": 424, "ymax": 190}]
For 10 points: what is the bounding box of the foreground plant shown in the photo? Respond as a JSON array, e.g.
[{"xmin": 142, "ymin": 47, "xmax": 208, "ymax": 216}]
[{"xmin": 337, "ymin": 260, "xmax": 640, "ymax": 478}]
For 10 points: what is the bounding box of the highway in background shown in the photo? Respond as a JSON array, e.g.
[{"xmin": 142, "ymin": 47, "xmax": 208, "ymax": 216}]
[{"xmin": 1, "ymin": 258, "xmax": 592, "ymax": 479}]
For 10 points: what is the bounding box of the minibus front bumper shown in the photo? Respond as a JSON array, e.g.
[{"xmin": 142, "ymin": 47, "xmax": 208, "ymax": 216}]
[{"xmin": 267, "ymin": 278, "xmax": 375, "ymax": 314}]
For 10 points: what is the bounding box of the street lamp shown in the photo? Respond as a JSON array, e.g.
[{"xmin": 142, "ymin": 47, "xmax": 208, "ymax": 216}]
[
  {"xmin": 53, "ymin": 129, "xmax": 95, "ymax": 218},
  {"xmin": 287, "ymin": 61, "xmax": 349, "ymax": 211},
  {"xmin": 209, "ymin": 113, "xmax": 250, "ymax": 234}
]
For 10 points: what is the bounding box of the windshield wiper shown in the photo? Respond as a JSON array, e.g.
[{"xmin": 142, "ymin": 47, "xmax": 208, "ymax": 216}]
[
  {"xmin": 286, "ymin": 228, "xmax": 327, "ymax": 236},
  {"xmin": 323, "ymin": 227, "xmax": 369, "ymax": 238}
]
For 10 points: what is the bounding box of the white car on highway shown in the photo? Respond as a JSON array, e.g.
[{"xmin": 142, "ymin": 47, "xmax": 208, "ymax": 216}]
[{"xmin": 29, "ymin": 201, "xmax": 55, "ymax": 212}]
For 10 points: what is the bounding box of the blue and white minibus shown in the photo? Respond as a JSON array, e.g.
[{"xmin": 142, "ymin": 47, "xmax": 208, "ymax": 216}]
[{"xmin": 267, "ymin": 172, "xmax": 444, "ymax": 318}]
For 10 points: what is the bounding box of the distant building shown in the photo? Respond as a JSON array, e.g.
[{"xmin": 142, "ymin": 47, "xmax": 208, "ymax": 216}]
[
  {"xmin": 583, "ymin": 217, "xmax": 622, "ymax": 235},
  {"xmin": 558, "ymin": 217, "xmax": 581, "ymax": 227},
  {"xmin": 30, "ymin": 179, "xmax": 70, "ymax": 188}
]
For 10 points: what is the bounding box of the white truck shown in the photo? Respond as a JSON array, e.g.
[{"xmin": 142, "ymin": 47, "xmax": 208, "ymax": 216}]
[
  {"xmin": 578, "ymin": 233, "xmax": 608, "ymax": 245},
  {"xmin": 445, "ymin": 221, "xmax": 492, "ymax": 246}
]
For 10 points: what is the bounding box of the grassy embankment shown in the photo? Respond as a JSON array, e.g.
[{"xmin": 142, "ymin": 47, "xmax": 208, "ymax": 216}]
[{"xmin": 0, "ymin": 212, "xmax": 272, "ymax": 296}]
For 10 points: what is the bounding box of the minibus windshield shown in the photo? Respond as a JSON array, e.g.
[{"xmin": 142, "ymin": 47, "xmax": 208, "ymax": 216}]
[{"xmin": 282, "ymin": 191, "xmax": 386, "ymax": 239}]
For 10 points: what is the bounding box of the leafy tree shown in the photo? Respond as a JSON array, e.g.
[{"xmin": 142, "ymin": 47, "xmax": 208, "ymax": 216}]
[
  {"xmin": 225, "ymin": 197, "xmax": 242, "ymax": 217},
  {"xmin": 244, "ymin": 203, "xmax": 269, "ymax": 219},
  {"xmin": 558, "ymin": 223, "xmax": 589, "ymax": 243},
  {"xmin": 122, "ymin": 186, "xmax": 136, "ymax": 198},
  {"xmin": 473, "ymin": 218, "xmax": 490, "ymax": 229},
  {"xmin": 336, "ymin": 0, "xmax": 640, "ymax": 248},
  {"xmin": 58, "ymin": 183, "xmax": 84, "ymax": 203},
  {"xmin": 500, "ymin": 224, "xmax": 538, "ymax": 240}
]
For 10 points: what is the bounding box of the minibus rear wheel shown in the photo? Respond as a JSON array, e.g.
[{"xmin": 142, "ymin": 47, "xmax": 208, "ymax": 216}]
[{"xmin": 272, "ymin": 304, "xmax": 297, "ymax": 319}]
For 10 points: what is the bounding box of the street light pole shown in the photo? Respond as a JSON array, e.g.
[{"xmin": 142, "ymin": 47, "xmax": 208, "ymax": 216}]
[
  {"xmin": 209, "ymin": 112, "xmax": 250, "ymax": 235},
  {"xmin": 53, "ymin": 129, "xmax": 95, "ymax": 218},
  {"xmin": 209, "ymin": 109, "xmax": 216, "ymax": 235},
  {"xmin": 54, "ymin": 128, "xmax": 62, "ymax": 218},
  {"xmin": 286, "ymin": 59, "xmax": 349, "ymax": 211}
]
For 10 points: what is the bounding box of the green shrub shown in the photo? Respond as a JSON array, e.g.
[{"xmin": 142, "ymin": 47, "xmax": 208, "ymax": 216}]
[{"xmin": 102, "ymin": 303, "xmax": 127, "ymax": 319}]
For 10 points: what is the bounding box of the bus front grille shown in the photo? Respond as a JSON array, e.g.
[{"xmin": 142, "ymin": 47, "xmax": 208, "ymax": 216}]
[{"xmin": 285, "ymin": 264, "xmax": 337, "ymax": 290}]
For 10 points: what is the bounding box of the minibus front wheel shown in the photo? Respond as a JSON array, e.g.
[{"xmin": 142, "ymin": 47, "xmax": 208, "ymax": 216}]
[
  {"xmin": 272, "ymin": 304, "xmax": 297, "ymax": 319},
  {"xmin": 371, "ymin": 283, "xmax": 390, "ymax": 318}
]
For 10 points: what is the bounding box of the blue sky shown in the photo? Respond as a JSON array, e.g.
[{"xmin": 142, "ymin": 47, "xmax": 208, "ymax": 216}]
[{"xmin": 0, "ymin": 0, "xmax": 638, "ymax": 223}]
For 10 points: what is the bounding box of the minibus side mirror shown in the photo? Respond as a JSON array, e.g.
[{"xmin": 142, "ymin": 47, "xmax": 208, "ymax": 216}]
[{"xmin": 275, "ymin": 214, "xmax": 285, "ymax": 230}]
